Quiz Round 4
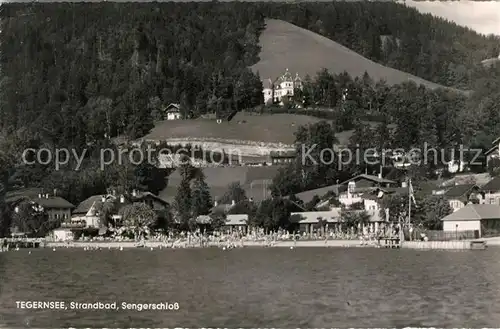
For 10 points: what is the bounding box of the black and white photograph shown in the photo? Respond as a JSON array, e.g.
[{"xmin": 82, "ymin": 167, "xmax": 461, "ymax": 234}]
[{"xmin": 0, "ymin": 0, "xmax": 499, "ymax": 327}]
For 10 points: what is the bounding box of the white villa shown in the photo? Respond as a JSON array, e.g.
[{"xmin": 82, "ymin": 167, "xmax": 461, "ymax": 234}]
[{"xmin": 263, "ymin": 69, "xmax": 303, "ymax": 106}]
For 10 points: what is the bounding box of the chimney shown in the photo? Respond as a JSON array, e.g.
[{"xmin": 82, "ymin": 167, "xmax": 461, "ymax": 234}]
[
  {"xmin": 53, "ymin": 189, "xmax": 57, "ymax": 196},
  {"xmin": 231, "ymin": 200, "xmax": 236, "ymax": 206},
  {"xmin": 214, "ymin": 200, "xmax": 218, "ymax": 207},
  {"xmin": 401, "ymin": 181, "xmax": 407, "ymax": 188},
  {"xmin": 132, "ymin": 189, "xmax": 137, "ymax": 197},
  {"xmin": 38, "ymin": 193, "xmax": 42, "ymax": 198},
  {"xmin": 112, "ymin": 189, "xmax": 116, "ymax": 196},
  {"xmin": 45, "ymin": 194, "xmax": 49, "ymax": 199},
  {"xmin": 120, "ymin": 195, "xmax": 125, "ymax": 203},
  {"xmin": 101, "ymin": 196, "xmax": 106, "ymax": 203}
]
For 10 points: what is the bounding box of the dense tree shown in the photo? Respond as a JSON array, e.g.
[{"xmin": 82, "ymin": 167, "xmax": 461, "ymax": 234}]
[
  {"xmin": 209, "ymin": 210, "xmax": 226, "ymax": 232},
  {"xmin": 488, "ymin": 158, "xmax": 500, "ymax": 177},
  {"xmin": 10, "ymin": 200, "xmax": 54, "ymax": 237},
  {"xmin": 118, "ymin": 202, "xmax": 157, "ymax": 240},
  {"xmin": 95, "ymin": 198, "xmax": 120, "ymax": 228},
  {"xmin": 252, "ymin": 198, "xmax": 291, "ymax": 231},
  {"xmin": 413, "ymin": 195, "xmax": 452, "ymax": 230},
  {"xmin": 340, "ymin": 210, "xmax": 371, "ymax": 231},
  {"xmin": 227, "ymin": 200, "xmax": 257, "ymax": 216},
  {"xmin": 305, "ymin": 196, "xmax": 321, "ymax": 211},
  {"xmin": 379, "ymin": 194, "xmax": 408, "ymax": 224},
  {"xmin": 133, "ymin": 163, "xmax": 167, "ymax": 195},
  {"xmin": 219, "ymin": 182, "xmax": 247, "ymax": 204},
  {"xmin": 191, "ymin": 171, "xmax": 212, "ymax": 218},
  {"xmin": 295, "ymin": 121, "xmax": 339, "ymax": 188},
  {"xmin": 174, "ymin": 179, "xmax": 192, "ymax": 231}
]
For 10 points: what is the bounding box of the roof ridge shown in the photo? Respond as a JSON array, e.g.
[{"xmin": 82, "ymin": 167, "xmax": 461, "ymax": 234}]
[{"xmin": 471, "ymin": 206, "xmax": 482, "ymax": 220}]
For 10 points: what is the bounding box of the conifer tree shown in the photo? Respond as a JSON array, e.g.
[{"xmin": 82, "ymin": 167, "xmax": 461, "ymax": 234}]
[
  {"xmin": 174, "ymin": 178, "xmax": 192, "ymax": 230},
  {"xmin": 191, "ymin": 171, "xmax": 212, "ymax": 217}
]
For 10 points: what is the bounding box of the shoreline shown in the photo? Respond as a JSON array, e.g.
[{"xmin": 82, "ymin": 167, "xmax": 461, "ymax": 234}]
[
  {"xmin": 44, "ymin": 239, "xmax": 370, "ymax": 249},
  {"xmin": 13, "ymin": 238, "xmax": 493, "ymax": 251}
]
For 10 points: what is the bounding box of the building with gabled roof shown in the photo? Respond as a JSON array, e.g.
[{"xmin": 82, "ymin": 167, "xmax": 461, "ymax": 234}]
[
  {"xmin": 481, "ymin": 176, "xmax": 500, "ymax": 205},
  {"xmin": 263, "ymin": 68, "xmax": 303, "ymax": 106},
  {"xmin": 71, "ymin": 190, "xmax": 169, "ymax": 230},
  {"xmin": 6, "ymin": 188, "xmax": 74, "ymax": 223},
  {"xmin": 163, "ymin": 103, "xmax": 181, "ymax": 120},
  {"xmin": 441, "ymin": 204, "xmax": 500, "ymax": 237},
  {"xmin": 441, "ymin": 184, "xmax": 482, "ymax": 212},
  {"xmin": 485, "ymin": 136, "xmax": 500, "ymax": 166}
]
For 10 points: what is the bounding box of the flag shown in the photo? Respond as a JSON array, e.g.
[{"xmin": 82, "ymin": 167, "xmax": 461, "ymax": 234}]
[{"xmin": 409, "ymin": 179, "xmax": 416, "ymax": 206}]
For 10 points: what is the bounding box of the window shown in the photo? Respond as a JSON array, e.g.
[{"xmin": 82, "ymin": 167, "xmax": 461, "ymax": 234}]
[{"xmin": 489, "ymin": 198, "xmax": 495, "ymax": 204}]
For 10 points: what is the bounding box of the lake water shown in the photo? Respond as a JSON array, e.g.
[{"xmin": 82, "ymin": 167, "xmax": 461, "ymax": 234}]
[{"xmin": 0, "ymin": 247, "xmax": 499, "ymax": 327}]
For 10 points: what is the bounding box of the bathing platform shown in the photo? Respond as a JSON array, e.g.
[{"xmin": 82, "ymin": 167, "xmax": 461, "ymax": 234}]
[
  {"xmin": 402, "ymin": 240, "xmax": 486, "ymax": 250},
  {"xmin": 2, "ymin": 238, "xmax": 44, "ymax": 250},
  {"xmin": 378, "ymin": 237, "xmax": 401, "ymax": 248}
]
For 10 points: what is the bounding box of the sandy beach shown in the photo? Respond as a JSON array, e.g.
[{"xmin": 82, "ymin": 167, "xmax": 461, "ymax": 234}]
[{"xmin": 44, "ymin": 239, "xmax": 369, "ymax": 249}]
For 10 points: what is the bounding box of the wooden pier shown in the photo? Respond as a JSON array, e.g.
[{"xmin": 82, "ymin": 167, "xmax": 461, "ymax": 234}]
[
  {"xmin": 402, "ymin": 240, "xmax": 487, "ymax": 250},
  {"xmin": 1, "ymin": 238, "xmax": 44, "ymax": 250},
  {"xmin": 378, "ymin": 237, "xmax": 401, "ymax": 248}
]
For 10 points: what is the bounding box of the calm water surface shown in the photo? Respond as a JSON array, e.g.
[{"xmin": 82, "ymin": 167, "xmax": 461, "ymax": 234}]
[{"xmin": 0, "ymin": 247, "xmax": 499, "ymax": 327}]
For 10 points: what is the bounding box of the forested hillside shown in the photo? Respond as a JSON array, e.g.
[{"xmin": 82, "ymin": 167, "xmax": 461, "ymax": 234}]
[
  {"xmin": 260, "ymin": 2, "xmax": 499, "ymax": 89},
  {"xmin": 0, "ymin": 2, "xmax": 499, "ymax": 219},
  {"xmin": 0, "ymin": 2, "xmax": 265, "ymax": 147},
  {"xmin": 1, "ymin": 2, "xmax": 499, "ymax": 149}
]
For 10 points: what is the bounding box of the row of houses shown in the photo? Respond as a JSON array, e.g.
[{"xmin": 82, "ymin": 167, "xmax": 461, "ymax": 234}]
[
  {"xmin": 5, "ymin": 135, "xmax": 500, "ymax": 240},
  {"xmin": 6, "ymin": 188, "xmax": 171, "ymax": 241},
  {"xmin": 190, "ymin": 168, "xmax": 500, "ymax": 237}
]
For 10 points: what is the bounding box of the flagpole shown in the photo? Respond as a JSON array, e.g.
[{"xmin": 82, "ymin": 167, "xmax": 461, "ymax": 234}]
[{"xmin": 408, "ymin": 178, "xmax": 411, "ymax": 227}]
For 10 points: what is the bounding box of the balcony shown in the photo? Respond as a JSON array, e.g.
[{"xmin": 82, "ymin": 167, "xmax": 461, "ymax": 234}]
[{"xmin": 60, "ymin": 220, "xmax": 86, "ymax": 229}]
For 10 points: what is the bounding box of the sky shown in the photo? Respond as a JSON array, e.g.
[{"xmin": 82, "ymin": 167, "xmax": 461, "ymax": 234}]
[{"xmin": 402, "ymin": 0, "xmax": 500, "ymax": 36}]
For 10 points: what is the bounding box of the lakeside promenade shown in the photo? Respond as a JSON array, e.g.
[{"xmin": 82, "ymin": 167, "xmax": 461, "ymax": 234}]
[
  {"xmin": 5, "ymin": 232, "xmax": 493, "ymax": 251},
  {"xmin": 45, "ymin": 239, "xmax": 366, "ymax": 249},
  {"xmin": 43, "ymin": 238, "xmax": 490, "ymax": 250}
]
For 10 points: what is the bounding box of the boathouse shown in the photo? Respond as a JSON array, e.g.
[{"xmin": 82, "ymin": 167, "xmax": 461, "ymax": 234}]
[{"xmin": 441, "ymin": 204, "xmax": 500, "ymax": 238}]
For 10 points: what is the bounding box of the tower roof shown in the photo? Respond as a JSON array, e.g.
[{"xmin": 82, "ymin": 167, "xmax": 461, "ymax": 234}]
[{"xmin": 278, "ymin": 68, "xmax": 293, "ymax": 83}]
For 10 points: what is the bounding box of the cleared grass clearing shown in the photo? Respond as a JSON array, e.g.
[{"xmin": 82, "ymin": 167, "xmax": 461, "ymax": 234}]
[
  {"xmin": 145, "ymin": 112, "xmax": 325, "ymax": 145},
  {"xmin": 251, "ymin": 19, "xmax": 464, "ymax": 93}
]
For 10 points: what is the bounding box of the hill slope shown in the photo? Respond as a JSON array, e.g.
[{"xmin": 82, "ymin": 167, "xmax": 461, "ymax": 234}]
[
  {"xmin": 251, "ymin": 19, "xmax": 462, "ymax": 92},
  {"xmin": 145, "ymin": 112, "xmax": 323, "ymax": 145}
]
